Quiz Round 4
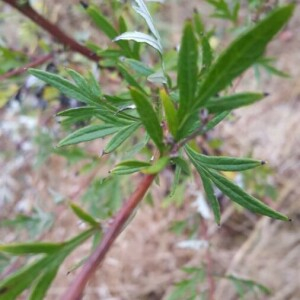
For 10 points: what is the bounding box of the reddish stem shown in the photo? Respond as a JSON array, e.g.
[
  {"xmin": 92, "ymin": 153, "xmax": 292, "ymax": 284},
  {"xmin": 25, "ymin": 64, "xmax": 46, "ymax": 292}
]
[
  {"xmin": 62, "ymin": 174, "xmax": 156, "ymax": 300},
  {"xmin": 0, "ymin": 53, "xmax": 53, "ymax": 80},
  {"xmin": 2, "ymin": 0, "xmax": 100, "ymax": 62}
]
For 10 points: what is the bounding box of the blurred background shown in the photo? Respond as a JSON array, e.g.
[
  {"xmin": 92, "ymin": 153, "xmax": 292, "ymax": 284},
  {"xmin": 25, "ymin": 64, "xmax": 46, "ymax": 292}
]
[{"xmin": 0, "ymin": 1, "xmax": 299, "ymax": 299}]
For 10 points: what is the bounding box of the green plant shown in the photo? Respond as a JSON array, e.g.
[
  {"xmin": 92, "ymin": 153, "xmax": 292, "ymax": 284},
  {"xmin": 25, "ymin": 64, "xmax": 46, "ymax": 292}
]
[{"xmin": 0, "ymin": 1, "xmax": 294, "ymax": 299}]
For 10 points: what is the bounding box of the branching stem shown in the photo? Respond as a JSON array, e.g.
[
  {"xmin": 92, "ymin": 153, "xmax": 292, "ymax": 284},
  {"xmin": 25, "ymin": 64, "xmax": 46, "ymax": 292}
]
[
  {"xmin": 2, "ymin": 0, "xmax": 100, "ymax": 62},
  {"xmin": 62, "ymin": 174, "xmax": 156, "ymax": 300},
  {"xmin": 0, "ymin": 53, "xmax": 53, "ymax": 80}
]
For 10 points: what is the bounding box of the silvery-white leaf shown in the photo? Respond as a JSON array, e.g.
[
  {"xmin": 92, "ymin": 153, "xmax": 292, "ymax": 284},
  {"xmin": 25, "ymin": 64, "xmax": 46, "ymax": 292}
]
[
  {"xmin": 177, "ymin": 239, "xmax": 209, "ymax": 250},
  {"xmin": 146, "ymin": 0, "xmax": 165, "ymax": 3},
  {"xmin": 114, "ymin": 31, "xmax": 162, "ymax": 54},
  {"xmin": 191, "ymin": 192, "xmax": 212, "ymax": 220},
  {"xmin": 133, "ymin": 0, "xmax": 161, "ymax": 41},
  {"xmin": 147, "ymin": 70, "xmax": 167, "ymax": 84}
]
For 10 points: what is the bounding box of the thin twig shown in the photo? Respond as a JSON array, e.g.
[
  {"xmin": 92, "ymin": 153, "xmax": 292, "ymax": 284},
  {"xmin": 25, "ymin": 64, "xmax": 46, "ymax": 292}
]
[
  {"xmin": 0, "ymin": 53, "xmax": 53, "ymax": 81},
  {"xmin": 2, "ymin": 0, "xmax": 100, "ymax": 62},
  {"xmin": 62, "ymin": 174, "xmax": 156, "ymax": 300}
]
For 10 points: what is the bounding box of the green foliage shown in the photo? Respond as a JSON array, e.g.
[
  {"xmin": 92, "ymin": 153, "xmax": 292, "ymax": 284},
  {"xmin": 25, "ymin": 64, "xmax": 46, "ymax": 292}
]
[
  {"xmin": 206, "ymin": 0, "xmax": 240, "ymax": 23},
  {"xmin": 0, "ymin": 1, "xmax": 295, "ymax": 298},
  {"xmin": 168, "ymin": 266, "xmax": 271, "ymax": 300}
]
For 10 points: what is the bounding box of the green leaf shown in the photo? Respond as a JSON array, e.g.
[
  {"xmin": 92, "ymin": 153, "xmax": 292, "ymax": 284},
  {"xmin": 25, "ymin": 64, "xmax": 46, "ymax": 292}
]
[
  {"xmin": 160, "ymin": 89, "xmax": 178, "ymax": 137},
  {"xmin": 170, "ymin": 163, "xmax": 182, "ymax": 197},
  {"xmin": 186, "ymin": 147, "xmax": 289, "ymax": 220},
  {"xmin": 178, "ymin": 21, "xmax": 198, "ymax": 119},
  {"xmin": 66, "ymin": 69, "xmax": 101, "ymax": 101},
  {"xmin": 69, "ymin": 203, "xmax": 99, "ymax": 227},
  {"xmin": 142, "ymin": 157, "xmax": 169, "ymax": 174},
  {"xmin": 111, "ymin": 160, "xmax": 151, "ymax": 175},
  {"xmin": 104, "ymin": 122, "xmax": 140, "ymax": 153},
  {"xmin": 121, "ymin": 58, "xmax": 154, "ymax": 77},
  {"xmin": 57, "ymin": 106, "xmax": 97, "ymax": 118},
  {"xmin": 86, "ymin": 5, "xmax": 132, "ymax": 56},
  {"xmin": 132, "ymin": 0, "xmax": 161, "ymax": 41},
  {"xmin": 193, "ymin": 9, "xmax": 205, "ymax": 38},
  {"xmin": 186, "ymin": 146, "xmax": 265, "ymax": 171},
  {"xmin": 86, "ymin": 5, "xmax": 118, "ymax": 39},
  {"xmin": 194, "ymin": 5, "xmax": 294, "ymax": 109},
  {"xmin": 147, "ymin": 71, "xmax": 167, "ymax": 85},
  {"xmin": 117, "ymin": 64, "xmax": 145, "ymax": 94},
  {"xmin": 28, "ymin": 69, "xmax": 97, "ymax": 105},
  {"xmin": 199, "ymin": 172, "xmax": 221, "ymax": 224},
  {"xmin": 204, "ymin": 111, "xmax": 230, "ymax": 132},
  {"xmin": 0, "ymin": 243, "xmax": 61, "ymax": 255},
  {"xmin": 171, "ymin": 156, "xmax": 190, "ymax": 175},
  {"xmin": 200, "ymin": 34, "xmax": 213, "ymax": 72},
  {"xmin": 114, "ymin": 31, "xmax": 163, "ymax": 54},
  {"xmin": 205, "ymin": 168, "xmax": 289, "ymax": 221},
  {"xmin": 58, "ymin": 124, "xmax": 120, "ymax": 147},
  {"xmin": 28, "ymin": 263, "xmax": 60, "ymax": 300},
  {"xmin": 205, "ymin": 92, "xmax": 266, "ymax": 113},
  {"xmin": 130, "ymin": 87, "xmax": 164, "ymax": 152},
  {"xmin": 226, "ymin": 274, "xmax": 271, "ymax": 296},
  {"xmin": 0, "ymin": 230, "xmax": 94, "ymax": 300}
]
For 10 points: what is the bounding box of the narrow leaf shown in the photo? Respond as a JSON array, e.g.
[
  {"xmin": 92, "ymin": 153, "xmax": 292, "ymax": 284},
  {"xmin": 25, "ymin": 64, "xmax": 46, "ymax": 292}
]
[
  {"xmin": 186, "ymin": 146, "xmax": 264, "ymax": 171},
  {"xmin": 142, "ymin": 157, "xmax": 169, "ymax": 174},
  {"xmin": 86, "ymin": 5, "xmax": 118, "ymax": 39},
  {"xmin": 132, "ymin": 0, "xmax": 161, "ymax": 41},
  {"xmin": 130, "ymin": 87, "xmax": 164, "ymax": 152},
  {"xmin": 205, "ymin": 168, "xmax": 289, "ymax": 221},
  {"xmin": 201, "ymin": 34, "xmax": 213, "ymax": 72},
  {"xmin": 147, "ymin": 71, "xmax": 167, "ymax": 85},
  {"xmin": 205, "ymin": 92, "xmax": 266, "ymax": 113},
  {"xmin": 114, "ymin": 31, "xmax": 163, "ymax": 54},
  {"xmin": 69, "ymin": 203, "xmax": 99, "ymax": 227},
  {"xmin": 0, "ymin": 243, "xmax": 61, "ymax": 255},
  {"xmin": 58, "ymin": 124, "xmax": 120, "ymax": 147},
  {"xmin": 186, "ymin": 147, "xmax": 289, "ymax": 220},
  {"xmin": 120, "ymin": 57, "xmax": 154, "ymax": 76},
  {"xmin": 28, "ymin": 264, "xmax": 60, "ymax": 300},
  {"xmin": 199, "ymin": 172, "xmax": 221, "ymax": 224},
  {"xmin": 28, "ymin": 69, "xmax": 95, "ymax": 105},
  {"xmin": 86, "ymin": 5, "xmax": 132, "ymax": 56},
  {"xmin": 204, "ymin": 111, "xmax": 230, "ymax": 132},
  {"xmin": 117, "ymin": 64, "xmax": 145, "ymax": 93},
  {"xmin": 195, "ymin": 5, "xmax": 294, "ymax": 109},
  {"xmin": 160, "ymin": 89, "xmax": 178, "ymax": 137},
  {"xmin": 111, "ymin": 160, "xmax": 151, "ymax": 175},
  {"xmin": 178, "ymin": 21, "xmax": 198, "ymax": 119},
  {"xmin": 104, "ymin": 122, "xmax": 140, "ymax": 153}
]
